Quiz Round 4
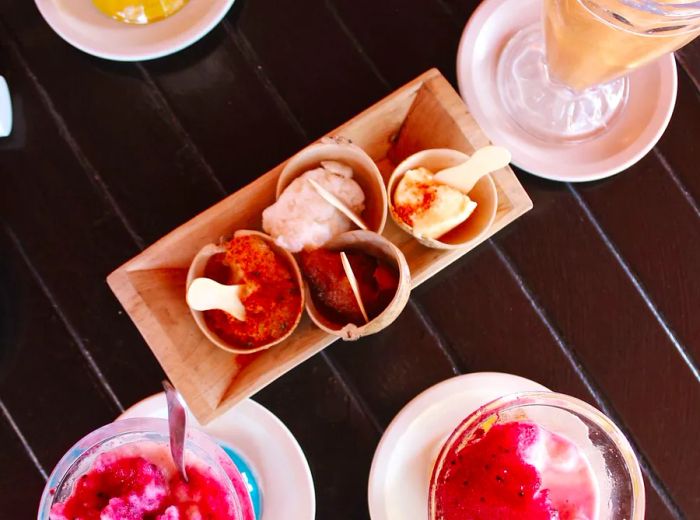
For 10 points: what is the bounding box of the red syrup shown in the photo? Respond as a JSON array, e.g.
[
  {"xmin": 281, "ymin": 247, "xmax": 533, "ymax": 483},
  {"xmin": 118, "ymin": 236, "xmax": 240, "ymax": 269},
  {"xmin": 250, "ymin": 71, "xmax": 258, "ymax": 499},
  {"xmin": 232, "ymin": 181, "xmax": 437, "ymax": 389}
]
[
  {"xmin": 433, "ymin": 421, "xmax": 598, "ymax": 520},
  {"xmin": 50, "ymin": 446, "xmax": 246, "ymax": 520}
]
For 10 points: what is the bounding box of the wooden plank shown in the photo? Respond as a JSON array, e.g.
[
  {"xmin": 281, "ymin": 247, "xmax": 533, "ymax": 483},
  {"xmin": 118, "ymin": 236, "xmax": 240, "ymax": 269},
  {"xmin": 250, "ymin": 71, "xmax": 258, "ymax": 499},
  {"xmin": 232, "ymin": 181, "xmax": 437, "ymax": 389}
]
[
  {"xmin": 497, "ymin": 175, "xmax": 700, "ymax": 517},
  {"xmin": 655, "ymin": 67, "xmax": 700, "ymax": 206},
  {"xmin": 0, "ymin": 2, "xmax": 223, "ymax": 244},
  {"xmin": 141, "ymin": 24, "xmax": 307, "ymax": 192},
  {"xmin": 0, "ymin": 417, "xmax": 46, "ymax": 517},
  {"xmin": 324, "ymin": 303, "xmax": 460, "ymax": 426},
  {"xmin": 108, "ymin": 70, "xmax": 532, "ymax": 423},
  {"xmin": 416, "ymin": 246, "xmax": 595, "ymax": 399},
  {"xmin": 676, "ymin": 38, "xmax": 700, "ymax": 92},
  {"xmin": 253, "ymin": 356, "xmax": 379, "ymax": 519},
  {"xmin": 0, "ymin": 41, "xmax": 165, "ymax": 408},
  {"xmin": 330, "ymin": 0, "xmax": 461, "ymax": 86},
  {"xmin": 576, "ymin": 152, "xmax": 700, "ymax": 366},
  {"xmin": 0, "ymin": 228, "xmax": 116, "ymax": 468},
  {"xmin": 233, "ymin": 0, "xmax": 390, "ymax": 139}
]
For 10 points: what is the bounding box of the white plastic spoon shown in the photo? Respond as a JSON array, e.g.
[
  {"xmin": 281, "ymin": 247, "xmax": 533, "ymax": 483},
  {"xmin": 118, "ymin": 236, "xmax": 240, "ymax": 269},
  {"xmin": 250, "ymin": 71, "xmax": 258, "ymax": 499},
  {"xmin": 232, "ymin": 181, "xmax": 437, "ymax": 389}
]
[
  {"xmin": 308, "ymin": 177, "xmax": 368, "ymax": 231},
  {"xmin": 340, "ymin": 252, "xmax": 369, "ymax": 323},
  {"xmin": 186, "ymin": 277, "xmax": 246, "ymax": 321},
  {"xmin": 434, "ymin": 146, "xmax": 511, "ymax": 194}
]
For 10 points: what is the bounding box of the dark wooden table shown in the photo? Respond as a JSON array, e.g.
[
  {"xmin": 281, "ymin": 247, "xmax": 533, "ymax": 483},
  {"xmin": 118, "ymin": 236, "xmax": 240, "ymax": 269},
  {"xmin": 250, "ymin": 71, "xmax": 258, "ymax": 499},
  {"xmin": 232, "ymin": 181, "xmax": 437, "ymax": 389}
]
[{"xmin": 1, "ymin": 1, "xmax": 699, "ymax": 518}]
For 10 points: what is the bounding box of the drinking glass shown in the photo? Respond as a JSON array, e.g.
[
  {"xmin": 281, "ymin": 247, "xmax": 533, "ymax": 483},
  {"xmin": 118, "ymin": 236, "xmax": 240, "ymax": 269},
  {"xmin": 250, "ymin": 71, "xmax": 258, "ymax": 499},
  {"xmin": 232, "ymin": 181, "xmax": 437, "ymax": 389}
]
[
  {"xmin": 497, "ymin": 0, "xmax": 700, "ymax": 142},
  {"xmin": 37, "ymin": 417, "xmax": 255, "ymax": 520},
  {"xmin": 429, "ymin": 392, "xmax": 645, "ymax": 520},
  {"xmin": 92, "ymin": 0, "xmax": 188, "ymax": 24}
]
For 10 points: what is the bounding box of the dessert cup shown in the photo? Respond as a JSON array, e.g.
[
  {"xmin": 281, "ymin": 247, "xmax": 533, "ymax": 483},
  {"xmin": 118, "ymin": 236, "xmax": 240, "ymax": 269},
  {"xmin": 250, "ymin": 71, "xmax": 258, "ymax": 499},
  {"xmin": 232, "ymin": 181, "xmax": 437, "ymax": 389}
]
[
  {"xmin": 187, "ymin": 230, "xmax": 305, "ymax": 354},
  {"xmin": 276, "ymin": 137, "xmax": 387, "ymax": 235},
  {"xmin": 429, "ymin": 391, "xmax": 645, "ymax": 520},
  {"xmin": 303, "ymin": 230, "xmax": 411, "ymax": 340},
  {"xmin": 388, "ymin": 149, "xmax": 497, "ymax": 249},
  {"xmin": 37, "ymin": 417, "xmax": 255, "ymax": 520}
]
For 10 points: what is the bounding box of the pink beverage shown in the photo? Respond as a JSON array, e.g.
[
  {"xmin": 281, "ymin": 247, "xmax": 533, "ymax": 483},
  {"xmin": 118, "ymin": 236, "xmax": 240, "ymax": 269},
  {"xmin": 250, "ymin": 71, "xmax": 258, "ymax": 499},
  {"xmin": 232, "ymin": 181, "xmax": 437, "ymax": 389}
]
[
  {"xmin": 429, "ymin": 392, "xmax": 646, "ymax": 520},
  {"xmin": 38, "ymin": 418, "xmax": 254, "ymax": 520},
  {"xmin": 432, "ymin": 421, "xmax": 597, "ymax": 519}
]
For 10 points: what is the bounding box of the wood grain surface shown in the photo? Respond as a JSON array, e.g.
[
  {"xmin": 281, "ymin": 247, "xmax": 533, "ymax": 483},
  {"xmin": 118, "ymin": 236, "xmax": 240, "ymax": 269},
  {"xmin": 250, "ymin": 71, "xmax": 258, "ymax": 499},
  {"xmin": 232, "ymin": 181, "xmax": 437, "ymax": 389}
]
[{"xmin": 0, "ymin": 1, "xmax": 698, "ymax": 518}]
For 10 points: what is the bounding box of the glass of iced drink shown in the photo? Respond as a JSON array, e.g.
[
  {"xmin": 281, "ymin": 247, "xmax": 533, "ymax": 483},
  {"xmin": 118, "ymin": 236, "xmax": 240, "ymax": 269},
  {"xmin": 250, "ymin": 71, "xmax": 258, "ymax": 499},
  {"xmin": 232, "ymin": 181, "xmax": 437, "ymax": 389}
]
[
  {"xmin": 429, "ymin": 392, "xmax": 645, "ymax": 520},
  {"xmin": 497, "ymin": 0, "xmax": 700, "ymax": 142},
  {"xmin": 37, "ymin": 418, "xmax": 255, "ymax": 520}
]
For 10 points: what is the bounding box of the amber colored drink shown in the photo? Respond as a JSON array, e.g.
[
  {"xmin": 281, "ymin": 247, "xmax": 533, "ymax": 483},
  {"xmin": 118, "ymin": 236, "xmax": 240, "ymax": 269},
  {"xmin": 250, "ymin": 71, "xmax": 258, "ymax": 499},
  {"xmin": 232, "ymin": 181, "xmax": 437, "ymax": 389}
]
[
  {"xmin": 544, "ymin": 0, "xmax": 700, "ymax": 91},
  {"xmin": 92, "ymin": 0, "xmax": 188, "ymax": 24}
]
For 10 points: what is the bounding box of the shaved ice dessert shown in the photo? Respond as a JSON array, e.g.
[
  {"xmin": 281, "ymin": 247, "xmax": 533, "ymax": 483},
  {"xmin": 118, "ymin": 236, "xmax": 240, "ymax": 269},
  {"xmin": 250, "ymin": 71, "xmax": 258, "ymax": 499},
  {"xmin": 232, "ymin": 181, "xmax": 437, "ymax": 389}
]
[
  {"xmin": 49, "ymin": 442, "xmax": 251, "ymax": 520},
  {"xmin": 262, "ymin": 160, "xmax": 365, "ymax": 252},
  {"xmin": 430, "ymin": 392, "xmax": 647, "ymax": 520},
  {"xmin": 432, "ymin": 421, "xmax": 598, "ymax": 520},
  {"xmin": 39, "ymin": 418, "xmax": 254, "ymax": 520}
]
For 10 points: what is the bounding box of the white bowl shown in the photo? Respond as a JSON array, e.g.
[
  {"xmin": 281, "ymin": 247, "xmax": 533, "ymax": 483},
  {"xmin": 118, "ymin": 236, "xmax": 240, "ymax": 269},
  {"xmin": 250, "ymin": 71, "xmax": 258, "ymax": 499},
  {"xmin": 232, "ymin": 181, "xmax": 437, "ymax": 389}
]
[
  {"xmin": 35, "ymin": 0, "xmax": 235, "ymax": 61},
  {"xmin": 456, "ymin": 0, "xmax": 677, "ymax": 182}
]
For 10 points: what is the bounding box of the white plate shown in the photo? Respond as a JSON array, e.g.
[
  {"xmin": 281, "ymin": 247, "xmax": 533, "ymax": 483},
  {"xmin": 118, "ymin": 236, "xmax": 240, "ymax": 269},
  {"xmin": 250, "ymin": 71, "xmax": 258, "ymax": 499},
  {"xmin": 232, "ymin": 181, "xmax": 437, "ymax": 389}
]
[
  {"xmin": 0, "ymin": 76, "xmax": 11, "ymax": 137},
  {"xmin": 119, "ymin": 393, "xmax": 315, "ymax": 520},
  {"xmin": 35, "ymin": 0, "xmax": 235, "ymax": 61},
  {"xmin": 367, "ymin": 372, "xmax": 549, "ymax": 520},
  {"xmin": 456, "ymin": 0, "xmax": 677, "ymax": 182}
]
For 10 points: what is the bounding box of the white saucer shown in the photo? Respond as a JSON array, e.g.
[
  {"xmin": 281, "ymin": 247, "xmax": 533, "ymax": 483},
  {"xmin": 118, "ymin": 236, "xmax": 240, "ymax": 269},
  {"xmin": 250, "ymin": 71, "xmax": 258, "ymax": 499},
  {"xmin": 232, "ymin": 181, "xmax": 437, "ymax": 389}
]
[
  {"xmin": 35, "ymin": 0, "xmax": 235, "ymax": 61},
  {"xmin": 367, "ymin": 372, "xmax": 549, "ymax": 520},
  {"xmin": 0, "ymin": 76, "xmax": 11, "ymax": 137},
  {"xmin": 456, "ymin": 0, "xmax": 677, "ymax": 182},
  {"xmin": 119, "ymin": 393, "xmax": 315, "ymax": 520}
]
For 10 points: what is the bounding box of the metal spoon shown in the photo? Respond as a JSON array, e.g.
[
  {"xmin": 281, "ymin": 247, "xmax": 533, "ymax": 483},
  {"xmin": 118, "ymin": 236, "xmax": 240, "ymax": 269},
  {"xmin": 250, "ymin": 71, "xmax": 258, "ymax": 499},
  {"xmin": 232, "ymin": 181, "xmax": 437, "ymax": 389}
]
[{"xmin": 163, "ymin": 380, "xmax": 188, "ymax": 482}]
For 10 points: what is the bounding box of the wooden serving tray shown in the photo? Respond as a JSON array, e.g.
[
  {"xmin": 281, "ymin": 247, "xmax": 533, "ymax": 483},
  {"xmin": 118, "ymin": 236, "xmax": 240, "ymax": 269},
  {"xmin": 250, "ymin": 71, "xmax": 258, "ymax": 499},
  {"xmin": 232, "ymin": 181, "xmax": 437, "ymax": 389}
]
[{"xmin": 107, "ymin": 69, "xmax": 532, "ymax": 424}]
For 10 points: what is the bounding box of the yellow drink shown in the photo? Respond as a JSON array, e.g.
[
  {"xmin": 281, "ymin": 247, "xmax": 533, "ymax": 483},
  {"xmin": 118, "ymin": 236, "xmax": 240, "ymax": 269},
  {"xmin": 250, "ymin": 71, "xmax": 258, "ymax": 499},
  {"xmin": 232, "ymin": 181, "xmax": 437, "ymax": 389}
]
[
  {"xmin": 544, "ymin": 0, "xmax": 700, "ymax": 90},
  {"xmin": 92, "ymin": 0, "xmax": 188, "ymax": 24}
]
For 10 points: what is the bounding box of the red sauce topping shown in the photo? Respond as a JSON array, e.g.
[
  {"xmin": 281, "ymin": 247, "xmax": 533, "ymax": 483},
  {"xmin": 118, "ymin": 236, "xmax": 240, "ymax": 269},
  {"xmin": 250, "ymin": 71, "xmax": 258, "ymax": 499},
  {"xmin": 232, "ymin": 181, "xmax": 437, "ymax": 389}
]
[
  {"xmin": 394, "ymin": 181, "xmax": 436, "ymax": 227},
  {"xmin": 434, "ymin": 422, "xmax": 557, "ymax": 520},
  {"xmin": 299, "ymin": 248, "xmax": 399, "ymax": 325},
  {"xmin": 203, "ymin": 235, "xmax": 302, "ymax": 349},
  {"xmin": 50, "ymin": 455, "xmax": 238, "ymax": 520}
]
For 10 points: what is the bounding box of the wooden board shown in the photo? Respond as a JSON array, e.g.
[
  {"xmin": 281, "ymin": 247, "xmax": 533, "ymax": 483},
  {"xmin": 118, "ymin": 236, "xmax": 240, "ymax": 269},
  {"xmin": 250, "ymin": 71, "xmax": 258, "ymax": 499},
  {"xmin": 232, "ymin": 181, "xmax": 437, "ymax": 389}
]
[{"xmin": 107, "ymin": 69, "xmax": 533, "ymax": 424}]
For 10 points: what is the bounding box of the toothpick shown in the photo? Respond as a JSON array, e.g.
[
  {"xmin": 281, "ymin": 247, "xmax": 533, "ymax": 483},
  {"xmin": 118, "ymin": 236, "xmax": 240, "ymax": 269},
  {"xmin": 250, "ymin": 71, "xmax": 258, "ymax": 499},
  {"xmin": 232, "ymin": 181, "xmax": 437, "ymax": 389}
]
[
  {"xmin": 340, "ymin": 252, "xmax": 369, "ymax": 323},
  {"xmin": 308, "ymin": 178, "xmax": 368, "ymax": 231}
]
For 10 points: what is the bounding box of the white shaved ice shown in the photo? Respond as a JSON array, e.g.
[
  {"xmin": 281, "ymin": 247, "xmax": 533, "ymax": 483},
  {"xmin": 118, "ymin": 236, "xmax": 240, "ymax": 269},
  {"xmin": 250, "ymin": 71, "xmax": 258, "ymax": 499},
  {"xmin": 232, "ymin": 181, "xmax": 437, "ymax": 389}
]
[
  {"xmin": 262, "ymin": 163, "xmax": 365, "ymax": 252},
  {"xmin": 320, "ymin": 160, "xmax": 354, "ymax": 178}
]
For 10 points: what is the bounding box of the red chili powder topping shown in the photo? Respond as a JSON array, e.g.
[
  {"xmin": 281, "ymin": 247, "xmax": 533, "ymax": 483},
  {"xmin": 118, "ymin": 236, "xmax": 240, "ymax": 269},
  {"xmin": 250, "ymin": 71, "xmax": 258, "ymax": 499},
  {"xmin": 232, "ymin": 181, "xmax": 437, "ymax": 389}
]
[
  {"xmin": 394, "ymin": 182, "xmax": 436, "ymax": 226},
  {"xmin": 203, "ymin": 235, "xmax": 302, "ymax": 349},
  {"xmin": 299, "ymin": 248, "xmax": 399, "ymax": 326}
]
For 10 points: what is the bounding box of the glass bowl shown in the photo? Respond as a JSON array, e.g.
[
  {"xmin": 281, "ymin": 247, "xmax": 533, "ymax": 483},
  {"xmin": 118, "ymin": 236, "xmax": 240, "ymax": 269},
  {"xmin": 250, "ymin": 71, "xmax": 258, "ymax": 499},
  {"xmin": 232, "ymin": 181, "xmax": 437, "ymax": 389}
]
[
  {"xmin": 37, "ymin": 417, "xmax": 254, "ymax": 520},
  {"xmin": 429, "ymin": 391, "xmax": 645, "ymax": 520}
]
